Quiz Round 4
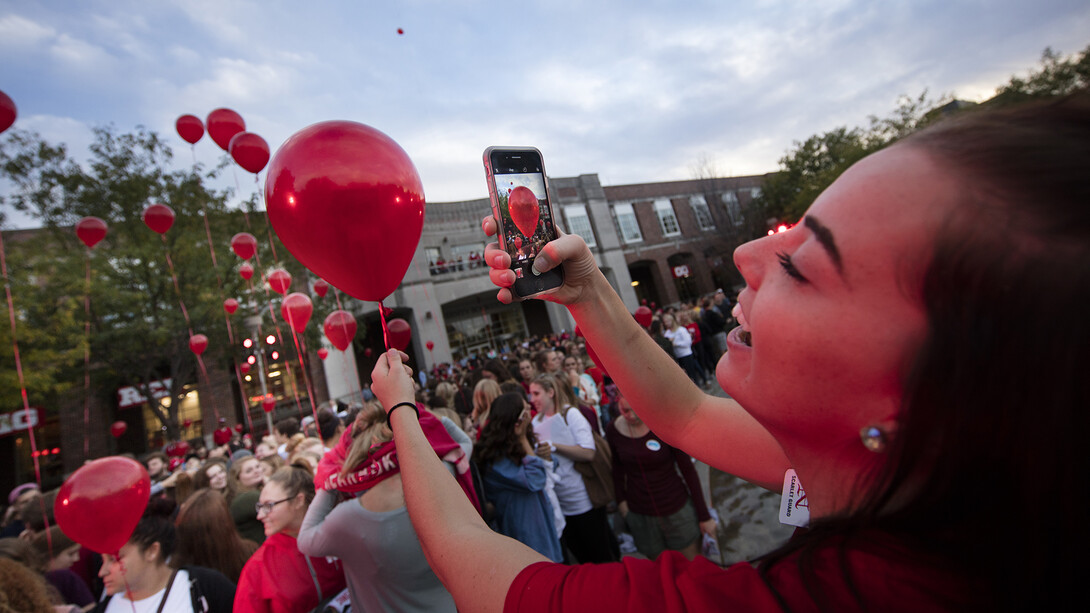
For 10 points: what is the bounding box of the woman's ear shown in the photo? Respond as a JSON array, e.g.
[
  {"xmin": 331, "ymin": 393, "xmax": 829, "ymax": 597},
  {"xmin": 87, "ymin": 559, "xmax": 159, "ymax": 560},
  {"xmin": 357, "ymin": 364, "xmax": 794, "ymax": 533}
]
[{"xmin": 144, "ymin": 541, "xmax": 161, "ymax": 563}]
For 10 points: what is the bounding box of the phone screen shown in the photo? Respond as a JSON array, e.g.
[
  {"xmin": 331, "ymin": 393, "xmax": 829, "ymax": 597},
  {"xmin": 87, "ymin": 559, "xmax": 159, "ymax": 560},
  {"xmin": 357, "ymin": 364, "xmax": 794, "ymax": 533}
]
[{"xmin": 485, "ymin": 148, "xmax": 564, "ymax": 297}]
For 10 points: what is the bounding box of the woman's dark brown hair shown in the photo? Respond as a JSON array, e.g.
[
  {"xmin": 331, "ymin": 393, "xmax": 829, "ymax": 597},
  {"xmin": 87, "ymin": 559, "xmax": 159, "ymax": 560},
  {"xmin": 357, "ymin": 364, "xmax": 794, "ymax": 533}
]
[
  {"xmin": 173, "ymin": 488, "xmax": 258, "ymax": 583},
  {"xmin": 473, "ymin": 393, "xmax": 536, "ymax": 470}
]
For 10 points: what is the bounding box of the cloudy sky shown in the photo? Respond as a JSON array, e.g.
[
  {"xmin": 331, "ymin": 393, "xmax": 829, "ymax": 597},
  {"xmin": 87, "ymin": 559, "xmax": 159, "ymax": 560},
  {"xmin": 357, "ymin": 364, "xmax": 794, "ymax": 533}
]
[{"xmin": 1, "ymin": 0, "xmax": 1088, "ymax": 227}]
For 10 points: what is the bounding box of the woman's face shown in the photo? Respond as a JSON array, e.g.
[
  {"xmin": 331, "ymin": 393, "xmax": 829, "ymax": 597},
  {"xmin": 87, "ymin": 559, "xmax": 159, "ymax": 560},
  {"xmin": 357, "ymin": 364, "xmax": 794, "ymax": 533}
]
[
  {"xmin": 618, "ymin": 397, "xmax": 641, "ymax": 425},
  {"xmin": 184, "ymin": 457, "xmax": 201, "ymax": 473},
  {"xmin": 49, "ymin": 544, "xmax": 80, "ymax": 572},
  {"xmin": 260, "ymin": 459, "xmax": 277, "ymax": 478},
  {"xmin": 722, "ymin": 146, "xmax": 955, "ymax": 454},
  {"xmin": 257, "ymin": 481, "xmax": 304, "ymax": 537},
  {"xmin": 528, "ymin": 383, "xmax": 554, "ymax": 414},
  {"xmin": 563, "ymin": 357, "xmax": 579, "ymax": 372},
  {"xmin": 238, "ymin": 458, "xmax": 265, "ymax": 489},
  {"xmin": 99, "ymin": 541, "xmax": 159, "ymax": 596},
  {"xmin": 519, "ymin": 360, "xmax": 535, "ymax": 380},
  {"xmin": 205, "ymin": 463, "xmax": 227, "ymax": 491},
  {"xmin": 663, "ymin": 314, "xmax": 676, "ymax": 329},
  {"xmin": 254, "ymin": 442, "xmax": 275, "ymax": 459}
]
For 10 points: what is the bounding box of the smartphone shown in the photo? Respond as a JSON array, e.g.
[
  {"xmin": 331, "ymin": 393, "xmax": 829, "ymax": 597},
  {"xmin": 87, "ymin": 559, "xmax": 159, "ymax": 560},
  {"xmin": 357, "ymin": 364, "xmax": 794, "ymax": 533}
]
[{"xmin": 483, "ymin": 146, "xmax": 565, "ymax": 299}]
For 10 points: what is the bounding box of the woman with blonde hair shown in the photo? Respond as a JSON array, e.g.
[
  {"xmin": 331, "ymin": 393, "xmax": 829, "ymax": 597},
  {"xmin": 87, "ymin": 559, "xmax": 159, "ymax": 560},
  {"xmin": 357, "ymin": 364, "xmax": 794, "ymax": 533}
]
[
  {"xmin": 469, "ymin": 378, "xmax": 502, "ymax": 439},
  {"xmin": 227, "ymin": 455, "xmax": 267, "ymax": 544}
]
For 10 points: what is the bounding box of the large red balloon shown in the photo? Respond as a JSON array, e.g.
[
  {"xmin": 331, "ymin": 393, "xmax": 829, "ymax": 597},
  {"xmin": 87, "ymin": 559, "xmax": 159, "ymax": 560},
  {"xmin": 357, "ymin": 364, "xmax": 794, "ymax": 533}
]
[
  {"xmin": 0, "ymin": 90, "xmax": 15, "ymax": 134},
  {"xmin": 230, "ymin": 233, "xmax": 257, "ymax": 260},
  {"xmin": 312, "ymin": 278, "xmax": 329, "ymax": 298},
  {"xmin": 109, "ymin": 421, "xmax": 127, "ymax": 438},
  {"xmin": 239, "ymin": 262, "xmax": 254, "ymax": 280},
  {"xmin": 317, "ymin": 348, "xmax": 329, "ymax": 360},
  {"xmin": 142, "ymin": 203, "xmax": 175, "ymax": 234},
  {"xmin": 508, "ymin": 186, "xmax": 540, "ymax": 238},
  {"xmin": 387, "ymin": 318, "xmax": 411, "ymax": 351},
  {"xmin": 54, "ymin": 457, "xmax": 150, "ymax": 554},
  {"xmin": 189, "ymin": 334, "xmax": 208, "ymax": 355},
  {"xmin": 264, "ymin": 121, "xmax": 425, "ymax": 302},
  {"xmin": 75, "ymin": 217, "xmax": 108, "ymax": 249},
  {"xmin": 229, "ymin": 132, "xmax": 270, "ymax": 174},
  {"xmin": 634, "ymin": 306, "xmax": 653, "ymax": 328},
  {"xmin": 268, "ymin": 269, "xmax": 292, "ymax": 295},
  {"xmin": 323, "ymin": 310, "xmax": 357, "ymax": 351},
  {"xmin": 206, "ymin": 108, "xmax": 245, "ymax": 151},
  {"xmin": 223, "ymin": 298, "xmax": 239, "ymax": 314},
  {"xmin": 280, "ymin": 292, "xmax": 313, "ymax": 333},
  {"xmin": 175, "ymin": 115, "xmax": 204, "ymax": 144}
]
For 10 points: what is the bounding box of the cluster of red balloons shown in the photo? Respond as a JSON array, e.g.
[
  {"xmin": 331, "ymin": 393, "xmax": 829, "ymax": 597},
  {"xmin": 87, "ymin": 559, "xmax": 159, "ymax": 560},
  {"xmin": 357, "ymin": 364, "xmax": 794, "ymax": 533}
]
[{"xmin": 175, "ymin": 109, "xmax": 270, "ymax": 176}]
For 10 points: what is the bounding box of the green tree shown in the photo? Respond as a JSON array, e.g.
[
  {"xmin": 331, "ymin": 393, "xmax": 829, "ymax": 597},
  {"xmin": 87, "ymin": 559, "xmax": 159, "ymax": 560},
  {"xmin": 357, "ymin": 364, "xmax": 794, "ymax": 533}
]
[{"xmin": 989, "ymin": 45, "xmax": 1090, "ymax": 106}]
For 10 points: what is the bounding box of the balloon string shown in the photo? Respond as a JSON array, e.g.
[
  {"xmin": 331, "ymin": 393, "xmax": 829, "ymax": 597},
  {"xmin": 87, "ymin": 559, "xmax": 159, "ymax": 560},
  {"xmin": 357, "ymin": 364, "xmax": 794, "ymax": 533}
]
[
  {"xmin": 286, "ymin": 323, "xmax": 320, "ymax": 428},
  {"xmin": 0, "ymin": 230, "xmax": 44, "ymax": 490},
  {"xmin": 160, "ymin": 235, "xmax": 193, "ymax": 335},
  {"xmin": 119, "ymin": 556, "xmax": 137, "ymax": 613},
  {"xmin": 194, "ymin": 354, "xmax": 222, "ymax": 423},
  {"xmin": 255, "ymin": 173, "xmax": 279, "ymax": 262},
  {"xmin": 83, "ymin": 252, "xmax": 93, "ymax": 458},
  {"xmin": 378, "ymin": 301, "xmax": 390, "ymax": 350},
  {"xmin": 333, "ymin": 288, "xmax": 344, "ymax": 312}
]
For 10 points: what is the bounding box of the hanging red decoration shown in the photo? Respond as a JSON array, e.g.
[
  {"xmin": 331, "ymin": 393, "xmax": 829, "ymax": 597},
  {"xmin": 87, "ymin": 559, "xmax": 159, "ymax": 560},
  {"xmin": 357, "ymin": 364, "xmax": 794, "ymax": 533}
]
[
  {"xmin": 54, "ymin": 457, "xmax": 150, "ymax": 555},
  {"xmin": 322, "ymin": 310, "xmax": 357, "ymax": 351},
  {"xmin": 175, "ymin": 115, "xmax": 204, "ymax": 144},
  {"xmin": 387, "ymin": 318, "xmax": 411, "ymax": 351},
  {"xmin": 313, "ymin": 278, "xmax": 329, "ymax": 297},
  {"xmin": 229, "ymin": 132, "xmax": 270, "ymax": 174},
  {"xmin": 240, "ymin": 363, "xmax": 251, "ymax": 375},
  {"xmin": 261, "ymin": 396, "xmax": 276, "ymax": 413},
  {"xmin": 634, "ymin": 306, "xmax": 653, "ymax": 328},
  {"xmin": 508, "ymin": 186, "xmax": 540, "ymax": 238},
  {"xmin": 264, "ymin": 120, "xmax": 425, "ymax": 302},
  {"xmin": 206, "ymin": 108, "xmax": 245, "ymax": 151},
  {"xmin": 75, "ymin": 217, "xmax": 108, "ymax": 249},
  {"xmin": 189, "ymin": 334, "xmax": 209, "ymax": 356},
  {"xmin": 223, "ymin": 298, "xmax": 239, "ymax": 314},
  {"xmin": 109, "ymin": 421, "xmax": 127, "ymax": 438},
  {"xmin": 268, "ymin": 269, "xmax": 292, "ymax": 295},
  {"xmin": 426, "ymin": 340, "xmax": 435, "ymax": 351},
  {"xmin": 364, "ymin": 347, "xmax": 373, "ymax": 358},
  {"xmin": 234, "ymin": 423, "xmax": 244, "ymax": 433},
  {"xmin": 239, "ymin": 263, "xmax": 254, "ymax": 280},
  {"xmin": 230, "ymin": 233, "xmax": 258, "ymax": 260},
  {"xmin": 280, "ymin": 292, "xmax": 313, "ymax": 333},
  {"xmin": 317, "ymin": 348, "xmax": 329, "ymax": 360},
  {"xmin": 0, "ymin": 90, "xmax": 15, "ymax": 134},
  {"xmin": 142, "ymin": 203, "xmax": 175, "ymax": 234}
]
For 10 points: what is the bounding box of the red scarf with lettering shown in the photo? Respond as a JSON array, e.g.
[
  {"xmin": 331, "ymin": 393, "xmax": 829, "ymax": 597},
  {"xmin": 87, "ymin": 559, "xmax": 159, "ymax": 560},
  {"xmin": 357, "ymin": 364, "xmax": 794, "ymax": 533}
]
[{"xmin": 314, "ymin": 410, "xmax": 481, "ymax": 513}]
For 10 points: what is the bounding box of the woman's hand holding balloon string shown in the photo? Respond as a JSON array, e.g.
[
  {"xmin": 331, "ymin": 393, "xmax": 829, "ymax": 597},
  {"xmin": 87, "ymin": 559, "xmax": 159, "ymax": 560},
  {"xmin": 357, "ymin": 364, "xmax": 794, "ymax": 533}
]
[
  {"xmin": 372, "ymin": 349, "xmax": 545, "ymax": 613},
  {"xmin": 483, "ymin": 215, "xmax": 789, "ymax": 490}
]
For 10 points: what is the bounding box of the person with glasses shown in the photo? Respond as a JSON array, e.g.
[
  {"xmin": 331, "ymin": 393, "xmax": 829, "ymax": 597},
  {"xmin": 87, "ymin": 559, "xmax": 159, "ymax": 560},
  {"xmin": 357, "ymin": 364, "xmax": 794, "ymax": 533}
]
[{"xmin": 234, "ymin": 462, "xmax": 346, "ymax": 613}]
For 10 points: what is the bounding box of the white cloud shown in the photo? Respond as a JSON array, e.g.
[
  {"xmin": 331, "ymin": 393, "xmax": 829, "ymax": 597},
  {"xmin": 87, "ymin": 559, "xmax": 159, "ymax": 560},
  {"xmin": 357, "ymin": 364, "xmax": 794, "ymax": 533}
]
[{"xmin": 0, "ymin": 14, "xmax": 56, "ymax": 48}]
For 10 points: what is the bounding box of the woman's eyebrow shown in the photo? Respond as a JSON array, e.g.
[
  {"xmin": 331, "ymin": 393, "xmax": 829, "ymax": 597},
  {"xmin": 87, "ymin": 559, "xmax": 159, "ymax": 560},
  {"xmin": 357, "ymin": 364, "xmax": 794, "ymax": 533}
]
[{"xmin": 804, "ymin": 216, "xmax": 843, "ymax": 274}]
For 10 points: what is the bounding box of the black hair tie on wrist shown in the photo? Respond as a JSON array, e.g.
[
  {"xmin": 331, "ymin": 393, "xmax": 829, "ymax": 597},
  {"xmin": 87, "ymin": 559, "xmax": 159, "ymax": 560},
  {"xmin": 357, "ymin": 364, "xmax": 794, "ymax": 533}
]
[{"xmin": 386, "ymin": 401, "xmax": 420, "ymax": 430}]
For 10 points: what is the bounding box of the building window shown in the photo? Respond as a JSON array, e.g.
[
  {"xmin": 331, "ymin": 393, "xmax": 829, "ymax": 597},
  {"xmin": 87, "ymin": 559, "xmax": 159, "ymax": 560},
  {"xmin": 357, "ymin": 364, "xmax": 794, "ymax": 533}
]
[
  {"xmin": 690, "ymin": 195, "xmax": 715, "ymax": 231},
  {"xmin": 563, "ymin": 205, "xmax": 596, "ymax": 248},
  {"xmin": 750, "ymin": 187, "xmax": 763, "ymax": 199},
  {"xmin": 613, "ymin": 203, "xmax": 642, "ymax": 243},
  {"xmin": 655, "ymin": 199, "xmax": 681, "ymax": 237},
  {"xmin": 722, "ymin": 191, "xmax": 742, "ymax": 226}
]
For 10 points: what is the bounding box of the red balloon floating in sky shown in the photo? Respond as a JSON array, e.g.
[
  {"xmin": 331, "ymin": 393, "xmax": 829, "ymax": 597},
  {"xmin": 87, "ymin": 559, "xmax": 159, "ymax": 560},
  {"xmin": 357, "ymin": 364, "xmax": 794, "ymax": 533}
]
[
  {"xmin": 280, "ymin": 292, "xmax": 313, "ymax": 333},
  {"xmin": 54, "ymin": 456, "xmax": 149, "ymax": 555},
  {"xmin": 313, "ymin": 278, "xmax": 329, "ymax": 298},
  {"xmin": 189, "ymin": 334, "xmax": 209, "ymax": 355},
  {"xmin": 239, "ymin": 262, "xmax": 254, "ymax": 280},
  {"xmin": 142, "ymin": 203, "xmax": 175, "ymax": 234},
  {"xmin": 223, "ymin": 298, "xmax": 239, "ymax": 314},
  {"xmin": 317, "ymin": 348, "xmax": 329, "ymax": 360},
  {"xmin": 397, "ymin": 28, "xmax": 404, "ymax": 35},
  {"xmin": 0, "ymin": 90, "xmax": 16, "ymax": 134},
  {"xmin": 110, "ymin": 421, "xmax": 127, "ymax": 438},
  {"xmin": 264, "ymin": 120, "xmax": 425, "ymax": 302},
  {"xmin": 75, "ymin": 217, "xmax": 108, "ymax": 249},
  {"xmin": 230, "ymin": 233, "xmax": 257, "ymax": 260},
  {"xmin": 175, "ymin": 115, "xmax": 204, "ymax": 144},
  {"xmin": 229, "ymin": 132, "xmax": 270, "ymax": 174},
  {"xmin": 323, "ymin": 310, "xmax": 357, "ymax": 351},
  {"xmin": 508, "ymin": 186, "xmax": 540, "ymax": 238},
  {"xmin": 268, "ymin": 269, "xmax": 292, "ymax": 295},
  {"xmin": 206, "ymin": 108, "xmax": 245, "ymax": 151},
  {"xmin": 387, "ymin": 318, "xmax": 412, "ymax": 351}
]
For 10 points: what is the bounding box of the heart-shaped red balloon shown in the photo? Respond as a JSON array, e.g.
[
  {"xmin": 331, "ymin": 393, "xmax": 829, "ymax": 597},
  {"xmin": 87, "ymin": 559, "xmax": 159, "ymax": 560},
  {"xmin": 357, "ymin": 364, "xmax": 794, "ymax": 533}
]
[
  {"xmin": 426, "ymin": 340, "xmax": 434, "ymax": 351},
  {"xmin": 76, "ymin": 217, "xmax": 108, "ymax": 249},
  {"xmin": 323, "ymin": 310, "xmax": 357, "ymax": 351},
  {"xmin": 231, "ymin": 233, "xmax": 257, "ymax": 260},
  {"xmin": 387, "ymin": 318, "xmax": 411, "ymax": 351},
  {"xmin": 312, "ymin": 279, "xmax": 329, "ymax": 298},
  {"xmin": 265, "ymin": 120, "xmax": 425, "ymax": 302},
  {"xmin": 176, "ymin": 115, "xmax": 204, "ymax": 145},
  {"xmin": 239, "ymin": 263, "xmax": 254, "ymax": 280},
  {"xmin": 110, "ymin": 421, "xmax": 127, "ymax": 438},
  {"xmin": 207, "ymin": 108, "xmax": 245, "ymax": 151},
  {"xmin": 143, "ymin": 203, "xmax": 175, "ymax": 235},
  {"xmin": 0, "ymin": 90, "xmax": 16, "ymax": 134},
  {"xmin": 280, "ymin": 292, "xmax": 313, "ymax": 333},
  {"xmin": 189, "ymin": 334, "xmax": 209, "ymax": 355},
  {"xmin": 54, "ymin": 457, "xmax": 150, "ymax": 555},
  {"xmin": 317, "ymin": 348, "xmax": 329, "ymax": 360},
  {"xmin": 223, "ymin": 298, "xmax": 239, "ymax": 314},
  {"xmin": 240, "ymin": 363, "xmax": 251, "ymax": 375},
  {"xmin": 229, "ymin": 132, "xmax": 270, "ymax": 174},
  {"xmin": 508, "ymin": 186, "xmax": 540, "ymax": 238},
  {"xmin": 634, "ymin": 306, "xmax": 653, "ymax": 328},
  {"xmin": 268, "ymin": 269, "xmax": 292, "ymax": 296},
  {"xmin": 262, "ymin": 395, "xmax": 276, "ymax": 413}
]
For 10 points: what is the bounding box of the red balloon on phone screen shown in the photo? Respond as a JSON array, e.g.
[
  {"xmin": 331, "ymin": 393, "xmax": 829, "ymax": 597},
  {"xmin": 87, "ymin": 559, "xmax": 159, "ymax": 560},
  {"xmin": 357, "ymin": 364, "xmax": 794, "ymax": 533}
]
[{"xmin": 508, "ymin": 186, "xmax": 539, "ymax": 238}]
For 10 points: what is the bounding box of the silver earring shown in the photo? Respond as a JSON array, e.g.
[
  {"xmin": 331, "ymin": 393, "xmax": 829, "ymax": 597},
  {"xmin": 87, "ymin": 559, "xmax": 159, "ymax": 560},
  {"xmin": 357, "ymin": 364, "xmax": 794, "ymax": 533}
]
[{"xmin": 860, "ymin": 426, "xmax": 888, "ymax": 453}]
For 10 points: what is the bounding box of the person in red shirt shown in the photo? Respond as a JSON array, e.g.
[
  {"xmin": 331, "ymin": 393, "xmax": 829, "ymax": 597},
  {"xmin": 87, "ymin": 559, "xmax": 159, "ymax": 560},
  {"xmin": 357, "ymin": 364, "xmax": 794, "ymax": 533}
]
[{"xmin": 370, "ymin": 97, "xmax": 1088, "ymax": 612}]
